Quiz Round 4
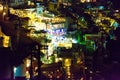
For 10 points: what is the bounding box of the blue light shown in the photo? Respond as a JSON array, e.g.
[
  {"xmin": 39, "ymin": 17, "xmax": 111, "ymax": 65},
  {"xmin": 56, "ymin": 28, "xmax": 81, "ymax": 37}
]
[
  {"xmin": 72, "ymin": 39, "xmax": 78, "ymax": 43},
  {"xmin": 99, "ymin": 6, "xmax": 105, "ymax": 10},
  {"xmin": 113, "ymin": 22, "xmax": 119, "ymax": 28},
  {"xmin": 14, "ymin": 66, "xmax": 24, "ymax": 77}
]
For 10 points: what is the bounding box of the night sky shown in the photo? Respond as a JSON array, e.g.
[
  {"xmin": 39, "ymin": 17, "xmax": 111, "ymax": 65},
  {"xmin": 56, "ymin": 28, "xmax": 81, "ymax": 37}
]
[{"xmin": 109, "ymin": 0, "xmax": 120, "ymax": 9}]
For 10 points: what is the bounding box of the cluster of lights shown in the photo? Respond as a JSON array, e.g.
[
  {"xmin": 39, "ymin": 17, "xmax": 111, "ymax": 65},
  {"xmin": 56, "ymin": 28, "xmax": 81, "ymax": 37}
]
[
  {"xmin": 8, "ymin": 4, "xmax": 83, "ymax": 79},
  {"xmin": 48, "ymin": 28, "xmax": 66, "ymax": 36},
  {"xmin": 51, "ymin": 17, "xmax": 66, "ymax": 23},
  {"xmin": 81, "ymin": 0, "xmax": 96, "ymax": 3},
  {"xmin": 42, "ymin": 69, "xmax": 63, "ymax": 79}
]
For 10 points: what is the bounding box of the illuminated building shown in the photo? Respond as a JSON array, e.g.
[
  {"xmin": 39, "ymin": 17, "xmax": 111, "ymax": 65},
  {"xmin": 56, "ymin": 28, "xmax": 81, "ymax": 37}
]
[{"xmin": 0, "ymin": 0, "xmax": 120, "ymax": 79}]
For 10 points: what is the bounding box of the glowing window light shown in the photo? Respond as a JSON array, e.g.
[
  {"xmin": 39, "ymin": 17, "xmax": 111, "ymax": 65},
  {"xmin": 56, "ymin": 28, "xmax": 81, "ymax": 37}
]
[
  {"xmin": 26, "ymin": 59, "xmax": 30, "ymax": 67},
  {"xmin": 0, "ymin": 4, "xmax": 3, "ymax": 11},
  {"xmin": 3, "ymin": 35, "xmax": 10, "ymax": 47},
  {"xmin": 26, "ymin": 71, "xmax": 29, "ymax": 74},
  {"xmin": 26, "ymin": 70, "xmax": 30, "ymax": 79},
  {"xmin": 34, "ymin": 22, "xmax": 46, "ymax": 31},
  {"xmin": 3, "ymin": 11, "xmax": 6, "ymax": 16},
  {"xmin": 63, "ymin": 59, "xmax": 71, "ymax": 67},
  {"xmin": 86, "ymin": 0, "xmax": 91, "ymax": 2},
  {"xmin": 4, "ymin": 6, "xmax": 7, "ymax": 10},
  {"xmin": 81, "ymin": 0, "xmax": 85, "ymax": 3},
  {"xmin": 28, "ymin": 1, "xmax": 31, "ymax": 5}
]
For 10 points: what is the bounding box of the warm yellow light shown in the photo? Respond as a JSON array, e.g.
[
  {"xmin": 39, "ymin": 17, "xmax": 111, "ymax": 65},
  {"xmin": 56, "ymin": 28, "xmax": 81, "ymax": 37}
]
[
  {"xmin": 26, "ymin": 71, "xmax": 29, "ymax": 74},
  {"xmin": 4, "ymin": 6, "xmax": 7, "ymax": 9},
  {"xmin": 26, "ymin": 59, "xmax": 31, "ymax": 67},
  {"xmin": 63, "ymin": 58, "xmax": 71, "ymax": 67},
  {"xmin": 0, "ymin": 4, "xmax": 3, "ymax": 11},
  {"xmin": 27, "ymin": 12, "xmax": 35, "ymax": 19},
  {"xmin": 3, "ymin": 12, "xmax": 6, "ymax": 16},
  {"xmin": 86, "ymin": 0, "xmax": 91, "ymax": 2},
  {"xmin": 9, "ymin": 8, "xmax": 15, "ymax": 14},
  {"xmin": 81, "ymin": 0, "xmax": 85, "ymax": 3},
  {"xmin": 28, "ymin": 1, "xmax": 31, "ymax": 5},
  {"xmin": 26, "ymin": 71, "xmax": 30, "ymax": 78},
  {"xmin": 3, "ymin": 35, "xmax": 10, "ymax": 47},
  {"xmin": 51, "ymin": 17, "xmax": 66, "ymax": 23}
]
